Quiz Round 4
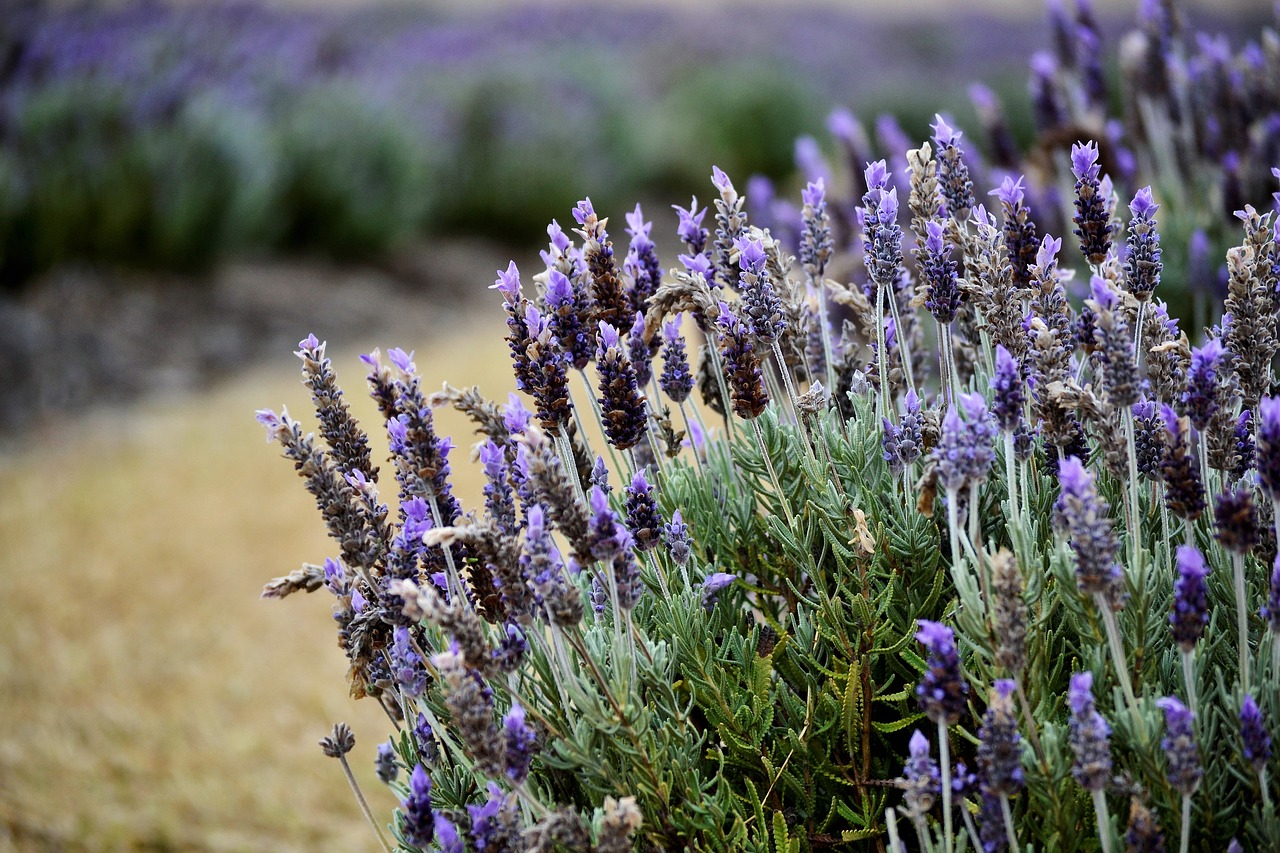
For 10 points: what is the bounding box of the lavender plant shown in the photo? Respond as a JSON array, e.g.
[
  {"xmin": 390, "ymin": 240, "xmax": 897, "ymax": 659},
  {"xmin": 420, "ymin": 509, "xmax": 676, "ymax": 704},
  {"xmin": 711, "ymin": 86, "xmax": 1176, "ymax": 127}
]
[{"xmin": 258, "ymin": 3, "xmax": 1280, "ymax": 851}]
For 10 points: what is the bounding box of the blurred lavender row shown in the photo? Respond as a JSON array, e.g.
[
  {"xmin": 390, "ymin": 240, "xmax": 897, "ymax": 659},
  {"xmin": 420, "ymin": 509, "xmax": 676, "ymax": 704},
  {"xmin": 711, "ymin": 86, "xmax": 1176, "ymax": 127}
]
[{"xmin": 0, "ymin": 0, "xmax": 1260, "ymax": 288}]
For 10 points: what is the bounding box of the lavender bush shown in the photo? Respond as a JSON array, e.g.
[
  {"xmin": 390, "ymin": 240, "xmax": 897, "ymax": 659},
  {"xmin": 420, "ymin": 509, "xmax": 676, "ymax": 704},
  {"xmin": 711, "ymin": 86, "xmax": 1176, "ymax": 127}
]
[{"xmin": 260, "ymin": 2, "xmax": 1280, "ymax": 850}]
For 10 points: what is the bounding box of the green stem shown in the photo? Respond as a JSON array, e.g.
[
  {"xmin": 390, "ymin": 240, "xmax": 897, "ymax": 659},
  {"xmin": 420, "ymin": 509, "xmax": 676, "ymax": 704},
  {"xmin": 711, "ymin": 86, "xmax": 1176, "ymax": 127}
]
[
  {"xmin": 939, "ymin": 721, "xmax": 954, "ymax": 853},
  {"xmin": 1233, "ymin": 552, "xmax": 1251, "ymax": 689},
  {"xmin": 1094, "ymin": 594, "xmax": 1139, "ymax": 720},
  {"xmin": 752, "ymin": 417, "xmax": 797, "ymax": 529},
  {"xmin": 1179, "ymin": 794, "xmax": 1191, "ymax": 853},
  {"xmin": 1000, "ymin": 794, "xmax": 1018, "ymax": 853},
  {"xmin": 1092, "ymin": 788, "xmax": 1113, "ymax": 853},
  {"xmin": 338, "ymin": 753, "xmax": 394, "ymax": 853},
  {"xmin": 1181, "ymin": 649, "xmax": 1198, "ymax": 718}
]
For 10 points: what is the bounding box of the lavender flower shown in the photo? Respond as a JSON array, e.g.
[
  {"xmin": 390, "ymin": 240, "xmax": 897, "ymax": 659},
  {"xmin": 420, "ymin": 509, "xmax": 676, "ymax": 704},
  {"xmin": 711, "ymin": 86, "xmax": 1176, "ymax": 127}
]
[
  {"xmin": 503, "ymin": 702, "xmax": 537, "ymax": 784},
  {"xmin": 1215, "ymin": 487, "xmax": 1260, "ymax": 555},
  {"xmin": 433, "ymin": 649, "xmax": 503, "ymax": 778},
  {"xmin": 575, "ymin": 198, "xmax": 630, "ymax": 332},
  {"xmin": 414, "ymin": 713, "xmax": 439, "ymax": 767},
  {"xmin": 990, "ymin": 344, "xmax": 1026, "ymax": 433},
  {"xmin": 800, "ymin": 179, "xmax": 833, "ymax": 284},
  {"xmin": 435, "ymin": 817, "xmax": 464, "ymax": 853},
  {"xmin": 931, "ymin": 114, "xmax": 975, "ymax": 217},
  {"xmin": 524, "ymin": 304, "xmax": 572, "ymax": 434},
  {"xmin": 915, "ymin": 620, "xmax": 968, "ymax": 726},
  {"xmin": 468, "ymin": 782, "xmax": 523, "ymax": 851},
  {"xmin": 625, "ymin": 203, "xmax": 661, "ymax": 317},
  {"xmin": 1240, "ymin": 694, "xmax": 1272, "ymax": 774},
  {"xmin": 627, "ymin": 312, "xmax": 654, "ymax": 389},
  {"xmin": 862, "ymin": 162, "xmax": 904, "ymax": 290},
  {"xmin": 1067, "ymin": 672, "xmax": 1112, "ymax": 792},
  {"xmin": 523, "ymin": 505, "xmax": 582, "ymax": 628},
  {"xmin": 664, "ymin": 510, "xmax": 692, "ymax": 567},
  {"xmin": 1054, "ymin": 456, "xmax": 1125, "ymax": 608},
  {"xmin": 375, "ymin": 741, "xmax": 399, "ymax": 784},
  {"xmin": 544, "ymin": 269, "xmax": 593, "ymax": 371},
  {"xmin": 931, "ymin": 393, "xmax": 996, "ymax": 493},
  {"xmin": 625, "ymin": 470, "xmax": 661, "ymax": 552},
  {"xmin": 1257, "ymin": 397, "xmax": 1280, "ymax": 500},
  {"xmin": 1263, "ymin": 556, "xmax": 1280, "ymax": 634},
  {"xmin": 659, "ymin": 316, "xmax": 694, "ymax": 404},
  {"xmin": 1157, "ymin": 696, "xmax": 1202, "ymax": 796},
  {"xmin": 1161, "ymin": 407, "xmax": 1206, "ymax": 521},
  {"xmin": 735, "ymin": 236, "xmax": 786, "ymax": 345},
  {"xmin": 977, "ymin": 679, "xmax": 1024, "ymax": 796},
  {"xmin": 493, "ymin": 262, "xmax": 535, "ymax": 392},
  {"xmin": 710, "ymin": 166, "xmax": 749, "ymax": 292},
  {"xmin": 701, "ymin": 572, "xmax": 736, "ymax": 610},
  {"xmin": 295, "ymin": 334, "xmax": 375, "ymax": 481},
  {"xmin": 1170, "ymin": 545, "xmax": 1210, "ymax": 652},
  {"xmin": 716, "ymin": 301, "xmax": 769, "ymax": 420},
  {"xmin": 612, "ymin": 541, "xmax": 644, "ymax": 611},
  {"xmin": 1070, "ymin": 141, "xmax": 1113, "ymax": 264},
  {"xmin": 921, "ymin": 219, "xmax": 961, "ymax": 324},
  {"xmin": 1088, "ymin": 275, "xmax": 1140, "ymax": 407},
  {"xmin": 1182, "ymin": 339, "xmax": 1227, "ymax": 433},
  {"xmin": 991, "ymin": 549, "xmax": 1027, "ymax": 675},
  {"xmin": 991, "ymin": 176, "xmax": 1040, "ymax": 289},
  {"xmin": 588, "ymin": 485, "xmax": 625, "ymax": 562},
  {"xmin": 900, "ymin": 729, "xmax": 940, "ymax": 818},
  {"xmin": 401, "ymin": 764, "xmax": 435, "ymax": 848},
  {"xmin": 392, "ymin": 626, "xmax": 427, "ymax": 698},
  {"xmin": 1124, "ymin": 799, "xmax": 1166, "ymax": 852},
  {"xmin": 1124, "ymin": 187, "xmax": 1163, "ymax": 300},
  {"xmin": 673, "ymin": 198, "xmax": 709, "ymax": 256},
  {"xmin": 595, "ymin": 321, "xmax": 648, "ymax": 450}
]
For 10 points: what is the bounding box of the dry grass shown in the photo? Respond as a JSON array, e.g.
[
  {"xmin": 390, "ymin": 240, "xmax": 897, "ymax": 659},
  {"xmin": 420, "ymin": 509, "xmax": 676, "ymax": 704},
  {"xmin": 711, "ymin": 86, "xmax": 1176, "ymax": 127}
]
[{"xmin": 0, "ymin": 310, "xmax": 515, "ymax": 851}]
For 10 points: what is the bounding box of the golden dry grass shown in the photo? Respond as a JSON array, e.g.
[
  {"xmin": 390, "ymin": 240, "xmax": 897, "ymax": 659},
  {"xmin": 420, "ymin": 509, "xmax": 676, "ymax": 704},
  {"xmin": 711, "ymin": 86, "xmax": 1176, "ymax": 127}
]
[{"xmin": 0, "ymin": 309, "xmax": 515, "ymax": 851}]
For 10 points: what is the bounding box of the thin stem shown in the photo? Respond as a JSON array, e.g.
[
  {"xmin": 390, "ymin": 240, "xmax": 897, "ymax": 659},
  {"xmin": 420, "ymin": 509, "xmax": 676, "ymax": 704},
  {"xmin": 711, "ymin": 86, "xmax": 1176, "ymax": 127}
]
[
  {"xmin": 338, "ymin": 754, "xmax": 394, "ymax": 853},
  {"xmin": 1233, "ymin": 552, "xmax": 1251, "ymax": 689},
  {"xmin": 959, "ymin": 800, "xmax": 983, "ymax": 853},
  {"xmin": 1092, "ymin": 788, "xmax": 1113, "ymax": 853},
  {"xmin": 427, "ymin": 494, "xmax": 465, "ymax": 603},
  {"xmin": 1180, "ymin": 649, "xmax": 1198, "ymax": 717},
  {"xmin": 1261, "ymin": 768, "xmax": 1273, "ymax": 812},
  {"xmin": 999, "ymin": 793, "xmax": 1018, "ymax": 853},
  {"xmin": 676, "ymin": 401, "xmax": 706, "ymax": 473},
  {"xmin": 885, "ymin": 279, "xmax": 916, "ymax": 397},
  {"xmin": 752, "ymin": 417, "xmax": 797, "ymax": 529},
  {"xmin": 1004, "ymin": 432, "xmax": 1019, "ymax": 532},
  {"xmin": 706, "ymin": 342, "xmax": 736, "ymax": 442},
  {"xmin": 875, "ymin": 280, "xmax": 890, "ymax": 420},
  {"xmin": 772, "ymin": 339, "xmax": 816, "ymax": 458},
  {"xmin": 1094, "ymin": 593, "xmax": 1139, "ymax": 718},
  {"xmin": 1123, "ymin": 407, "xmax": 1143, "ymax": 579},
  {"xmin": 885, "ymin": 807, "xmax": 907, "ymax": 853},
  {"xmin": 554, "ymin": 431, "xmax": 585, "ymax": 505},
  {"xmin": 815, "ymin": 281, "xmax": 837, "ymax": 394},
  {"xmin": 938, "ymin": 721, "xmax": 954, "ymax": 853},
  {"xmin": 1179, "ymin": 794, "xmax": 1191, "ymax": 853}
]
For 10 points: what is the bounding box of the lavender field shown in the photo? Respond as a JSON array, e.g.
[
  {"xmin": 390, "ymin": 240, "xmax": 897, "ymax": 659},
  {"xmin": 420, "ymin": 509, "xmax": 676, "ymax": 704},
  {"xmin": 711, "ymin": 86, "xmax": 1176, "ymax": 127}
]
[{"xmin": 3, "ymin": 0, "xmax": 1280, "ymax": 851}]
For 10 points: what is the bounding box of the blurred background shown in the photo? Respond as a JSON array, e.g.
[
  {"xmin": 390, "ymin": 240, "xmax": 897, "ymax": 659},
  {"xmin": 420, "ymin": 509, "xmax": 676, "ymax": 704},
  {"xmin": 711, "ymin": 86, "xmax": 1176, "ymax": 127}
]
[{"xmin": 0, "ymin": 0, "xmax": 1270, "ymax": 849}]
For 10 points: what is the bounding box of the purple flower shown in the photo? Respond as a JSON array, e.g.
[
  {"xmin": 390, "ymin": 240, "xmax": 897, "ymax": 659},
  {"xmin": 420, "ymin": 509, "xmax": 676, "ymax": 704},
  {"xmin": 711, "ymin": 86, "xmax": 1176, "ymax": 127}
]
[
  {"xmin": 625, "ymin": 204, "xmax": 661, "ymax": 316},
  {"xmin": 588, "ymin": 485, "xmax": 625, "ymax": 562},
  {"xmin": 1161, "ymin": 407, "xmax": 1206, "ymax": 521},
  {"xmin": 990, "ymin": 345, "xmax": 1026, "ymax": 433},
  {"xmin": 435, "ymin": 817, "xmax": 464, "ymax": 853},
  {"xmin": 401, "ymin": 764, "xmax": 435, "ymax": 847},
  {"xmin": 625, "ymin": 470, "xmax": 661, "ymax": 553},
  {"xmin": 977, "ymin": 679, "xmax": 1024, "ymax": 796},
  {"xmin": 1157, "ymin": 696, "xmax": 1202, "ymax": 796},
  {"xmin": 1054, "ymin": 457, "xmax": 1125, "ymax": 607},
  {"xmin": 931, "ymin": 394, "xmax": 996, "ymax": 493},
  {"xmin": 503, "ymin": 394, "xmax": 532, "ymax": 436},
  {"xmin": 716, "ymin": 301, "xmax": 769, "ymax": 420},
  {"xmin": 1182, "ymin": 339, "xmax": 1227, "ymax": 432},
  {"xmin": 931, "ymin": 113, "xmax": 975, "ymax": 216},
  {"xmin": 375, "ymin": 741, "xmax": 399, "ymax": 784},
  {"xmin": 1263, "ymin": 556, "xmax": 1280, "ymax": 634},
  {"xmin": 921, "ymin": 219, "xmax": 962, "ymax": 324},
  {"xmin": 901, "ymin": 729, "xmax": 940, "ymax": 818},
  {"xmin": 1067, "ymin": 672, "xmax": 1112, "ymax": 792},
  {"xmin": 595, "ymin": 321, "xmax": 648, "ymax": 451},
  {"xmin": 659, "ymin": 317, "xmax": 694, "ymax": 405},
  {"xmin": 664, "ymin": 509, "xmax": 692, "ymax": 567},
  {"xmin": 673, "ymin": 198, "xmax": 709, "ymax": 255},
  {"xmin": 627, "ymin": 312, "xmax": 654, "ymax": 389},
  {"xmin": 468, "ymin": 782, "xmax": 522, "ymax": 851},
  {"xmin": 544, "ymin": 269, "xmax": 593, "ymax": 371},
  {"xmin": 1170, "ymin": 545, "xmax": 1210, "ymax": 652},
  {"xmin": 1240, "ymin": 694, "xmax": 1272, "ymax": 774},
  {"xmin": 701, "ymin": 572, "xmax": 736, "ymax": 610},
  {"xmin": 1070, "ymin": 140, "xmax": 1112, "ymax": 264},
  {"xmin": 1257, "ymin": 397, "xmax": 1280, "ymax": 500},
  {"xmin": 1215, "ymin": 487, "xmax": 1260, "ymax": 555},
  {"xmin": 503, "ymin": 702, "xmax": 537, "ymax": 784},
  {"xmin": 735, "ymin": 237, "xmax": 786, "ymax": 345},
  {"xmin": 861, "ymin": 166, "xmax": 903, "ymax": 291},
  {"xmin": 915, "ymin": 620, "xmax": 968, "ymax": 726},
  {"xmin": 392, "ymin": 626, "xmax": 427, "ymax": 697},
  {"xmin": 414, "ymin": 713, "xmax": 439, "ymax": 766}
]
